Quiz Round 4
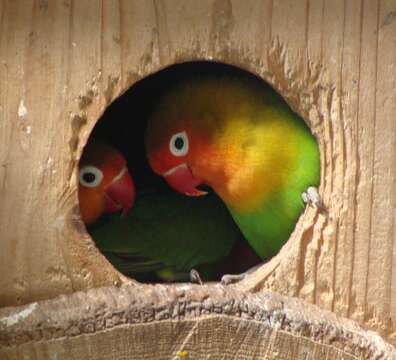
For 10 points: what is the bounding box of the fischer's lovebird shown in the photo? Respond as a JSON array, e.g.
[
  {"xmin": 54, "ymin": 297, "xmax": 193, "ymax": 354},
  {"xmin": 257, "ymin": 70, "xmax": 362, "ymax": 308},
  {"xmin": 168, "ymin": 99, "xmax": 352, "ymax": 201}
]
[
  {"xmin": 145, "ymin": 75, "xmax": 320, "ymax": 259},
  {"xmin": 79, "ymin": 141, "xmax": 135, "ymax": 225}
]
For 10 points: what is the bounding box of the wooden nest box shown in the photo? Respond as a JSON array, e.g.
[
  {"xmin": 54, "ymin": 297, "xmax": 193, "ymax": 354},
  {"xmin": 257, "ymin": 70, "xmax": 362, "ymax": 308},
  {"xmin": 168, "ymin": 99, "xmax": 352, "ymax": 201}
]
[{"xmin": 1, "ymin": 1, "xmax": 396, "ymax": 358}]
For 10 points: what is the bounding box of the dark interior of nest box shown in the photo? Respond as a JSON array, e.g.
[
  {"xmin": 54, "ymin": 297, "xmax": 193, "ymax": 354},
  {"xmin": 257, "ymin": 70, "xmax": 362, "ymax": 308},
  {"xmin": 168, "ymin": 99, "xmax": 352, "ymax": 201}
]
[{"xmin": 79, "ymin": 61, "xmax": 317, "ymax": 284}]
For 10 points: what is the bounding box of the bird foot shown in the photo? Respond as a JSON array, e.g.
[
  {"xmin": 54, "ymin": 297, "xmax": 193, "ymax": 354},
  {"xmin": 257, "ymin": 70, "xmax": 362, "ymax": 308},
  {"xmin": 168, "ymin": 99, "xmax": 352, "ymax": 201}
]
[
  {"xmin": 220, "ymin": 263, "xmax": 263, "ymax": 285},
  {"xmin": 302, "ymin": 186, "xmax": 326, "ymax": 213},
  {"xmin": 189, "ymin": 268, "xmax": 203, "ymax": 285},
  {"xmin": 221, "ymin": 273, "xmax": 246, "ymax": 285}
]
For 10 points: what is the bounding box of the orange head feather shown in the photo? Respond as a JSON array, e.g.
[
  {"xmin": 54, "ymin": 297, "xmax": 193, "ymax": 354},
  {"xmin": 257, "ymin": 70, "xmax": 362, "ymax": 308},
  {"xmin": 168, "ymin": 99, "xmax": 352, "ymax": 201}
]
[{"xmin": 78, "ymin": 141, "xmax": 135, "ymax": 226}]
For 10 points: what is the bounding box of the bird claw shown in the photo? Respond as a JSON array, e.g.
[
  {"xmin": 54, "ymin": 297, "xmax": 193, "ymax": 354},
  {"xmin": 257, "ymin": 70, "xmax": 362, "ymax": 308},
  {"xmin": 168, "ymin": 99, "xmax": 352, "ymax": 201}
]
[
  {"xmin": 302, "ymin": 186, "xmax": 326, "ymax": 213},
  {"xmin": 221, "ymin": 273, "xmax": 246, "ymax": 285},
  {"xmin": 220, "ymin": 263, "xmax": 263, "ymax": 285},
  {"xmin": 189, "ymin": 268, "xmax": 203, "ymax": 285}
]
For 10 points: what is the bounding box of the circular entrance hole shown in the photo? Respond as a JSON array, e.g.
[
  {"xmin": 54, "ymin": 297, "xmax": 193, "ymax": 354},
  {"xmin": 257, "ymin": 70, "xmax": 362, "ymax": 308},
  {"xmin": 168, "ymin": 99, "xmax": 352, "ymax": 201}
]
[{"xmin": 78, "ymin": 61, "xmax": 319, "ymax": 284}]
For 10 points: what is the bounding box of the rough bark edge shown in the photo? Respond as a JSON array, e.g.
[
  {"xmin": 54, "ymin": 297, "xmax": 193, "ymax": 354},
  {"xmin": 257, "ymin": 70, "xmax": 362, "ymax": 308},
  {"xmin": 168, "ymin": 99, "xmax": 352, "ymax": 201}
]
[{"xmin": 0, "ymin": 284, "xmax": 394, "ymax": 359}]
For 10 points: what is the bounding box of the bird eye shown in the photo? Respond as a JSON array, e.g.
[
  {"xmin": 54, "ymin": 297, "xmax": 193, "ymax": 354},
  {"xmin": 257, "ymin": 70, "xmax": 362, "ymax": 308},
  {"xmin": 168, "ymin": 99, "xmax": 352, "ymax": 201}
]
[
  {"xmin": 169, "ymin": 131, "xmax": 189, "ymax": 157},
  {"xmin": 79, "ymin": 166, "xmax": 103, "ymax": 188}
]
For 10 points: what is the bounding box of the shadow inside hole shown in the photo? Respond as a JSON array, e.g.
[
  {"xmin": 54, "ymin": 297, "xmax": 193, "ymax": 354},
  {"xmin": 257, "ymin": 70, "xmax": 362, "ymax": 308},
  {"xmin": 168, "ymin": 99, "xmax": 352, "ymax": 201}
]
[{"xmin": 82, "ymin": 62, "xmax": 285, "ymax": 283}]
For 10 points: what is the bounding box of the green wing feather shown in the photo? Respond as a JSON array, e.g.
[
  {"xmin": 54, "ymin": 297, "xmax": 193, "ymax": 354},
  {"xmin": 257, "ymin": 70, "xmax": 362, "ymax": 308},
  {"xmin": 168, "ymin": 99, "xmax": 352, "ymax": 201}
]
[{"xmin": 89, "ymin": 190, "xmax": 241, "ymax": 280}]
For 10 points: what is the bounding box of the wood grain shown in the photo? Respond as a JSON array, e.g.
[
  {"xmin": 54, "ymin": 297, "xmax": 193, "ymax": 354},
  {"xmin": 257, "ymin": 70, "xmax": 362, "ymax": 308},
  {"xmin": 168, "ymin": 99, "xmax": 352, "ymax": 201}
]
[
  {"xmin": 1, "ymin": 285, "xmax": 394, "ymax": 359},
  {"xmin": 1, "ymin": 0, "xmax": 396, "ymax": 348}
]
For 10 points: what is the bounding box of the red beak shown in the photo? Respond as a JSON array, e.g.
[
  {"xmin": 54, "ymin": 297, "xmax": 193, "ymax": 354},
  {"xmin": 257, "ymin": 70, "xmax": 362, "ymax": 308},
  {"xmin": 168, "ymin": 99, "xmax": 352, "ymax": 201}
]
[
  {"xmin": 163, "ymin": 163, "xmax": 207, "ymax": 196},
  {"xmin": 104, "ymin": 167, "xmax": 135, "ymax": 215}
]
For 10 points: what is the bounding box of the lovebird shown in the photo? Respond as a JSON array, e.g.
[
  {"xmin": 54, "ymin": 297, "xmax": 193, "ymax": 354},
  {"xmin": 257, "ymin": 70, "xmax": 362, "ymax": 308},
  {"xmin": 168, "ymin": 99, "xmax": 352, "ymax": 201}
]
[
  {"xmin": 145, "ymin": 75, "xmax": 320, "ymax": 260},
  {"xmin": 89, "ymin": 190, "xmax": 242, "ymax": 282},
  {"xmin": 79, "ymin": 141, "xmax": 136, "ymax": 225}
]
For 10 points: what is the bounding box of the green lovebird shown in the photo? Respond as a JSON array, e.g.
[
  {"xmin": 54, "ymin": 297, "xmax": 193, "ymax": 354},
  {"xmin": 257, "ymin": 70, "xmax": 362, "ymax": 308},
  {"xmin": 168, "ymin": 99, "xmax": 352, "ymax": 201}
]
[
  {"xmin": 89, "ymin": 190, "xmax": 242, "ymax": 282},
  {"xmin": 145, "ymin": 75, "xmax": 320, "ymax": 259}
]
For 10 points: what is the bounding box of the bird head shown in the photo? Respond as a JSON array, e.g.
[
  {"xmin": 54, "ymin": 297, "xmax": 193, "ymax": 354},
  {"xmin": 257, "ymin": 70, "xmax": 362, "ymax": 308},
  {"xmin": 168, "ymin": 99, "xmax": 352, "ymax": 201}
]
[
  {"xmin": 145, "ymin": 122, "xmax": 209, "ymax": 197},
  {"xmin": 78, "ymin": 141, "xmax": 135, "ymax": 225},
  {"xmin": 146, "ymin": 75, "xmax": 261, "ymax": 203},
  {"xmin": 145, "ymin": 80, "xmax": 243, "ymax": 200}
]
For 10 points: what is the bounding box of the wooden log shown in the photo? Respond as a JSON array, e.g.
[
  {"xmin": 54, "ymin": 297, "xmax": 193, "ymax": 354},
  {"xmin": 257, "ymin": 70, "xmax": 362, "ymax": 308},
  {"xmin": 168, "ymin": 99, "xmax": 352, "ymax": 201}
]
[
  {"xmin": 1, "ymin": 0, "xmax": 396, "ymax": 349},
  {"xmin": 1, "ymin": 285, "xmax": 395, "ymax": 359}
]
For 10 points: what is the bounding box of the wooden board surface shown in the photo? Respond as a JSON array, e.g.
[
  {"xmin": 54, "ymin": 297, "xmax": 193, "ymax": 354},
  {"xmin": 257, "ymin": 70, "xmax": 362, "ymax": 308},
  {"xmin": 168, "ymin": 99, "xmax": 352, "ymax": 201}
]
[
  {"xmin": 1, "ymin": 285, "xmax": 394, "ymax": 359},
  {"xmin": 0, "ymin": 0, "xmax": 396, "ymax": 347}
]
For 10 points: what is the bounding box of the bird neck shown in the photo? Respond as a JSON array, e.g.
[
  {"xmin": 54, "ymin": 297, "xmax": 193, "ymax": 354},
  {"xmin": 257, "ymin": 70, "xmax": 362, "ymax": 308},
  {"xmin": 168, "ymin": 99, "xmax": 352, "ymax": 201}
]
[{"xmin": 192, "ymin": 113, "xmax": 317, "ymax": 214}]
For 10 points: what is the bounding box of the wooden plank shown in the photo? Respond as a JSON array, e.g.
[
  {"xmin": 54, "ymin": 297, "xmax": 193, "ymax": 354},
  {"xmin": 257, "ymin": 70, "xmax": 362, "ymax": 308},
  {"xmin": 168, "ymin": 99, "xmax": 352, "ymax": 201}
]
[
  {"xmin": 0, "ymin": 286, "xmax": 392, "ymax": 359},
  {"xmin": 118, "ymin": 0, "xmax": 158, "ymax": 85},
  {"xmin": 351, "ymin": 0, "xmax": 380, "ymax": 324},
  {"xmin": 256, "ymin": 0, "xmax": 273, "ymax": 70},
  {"xmin": 158, "ymin": 0, "xmax": 213, "ymax": 62},
  {"xmin": 101, "ymin": 0, "xmax": 122, "ymax": 105},
  {"xmin": 15, "ymin": 0, "xmax": 76, "ymax": 304},
  {"xmin": 303, "ymin": 0, "xmax": 328, "ymax": 309},
  {"xmin": 0, "ymin": 0, "xmax": 36, "ymax": 306},
  {"xmin": 333, "ymin": 0, "xmax": 362, "ymax": 319},
  {"xmin": 368, "ymin": 0, "xmax": 396, "ymax": 334},
  {"xmin": 315, "ymin": 0, "xmax": 346, "ymax": 314},
  {"xmin": 1, "ymin": 319, "xmax": 358, "ymax": 360},
  {"xmin": 270, "ymin": 0, "xmax": 308, "ymax": 74}
]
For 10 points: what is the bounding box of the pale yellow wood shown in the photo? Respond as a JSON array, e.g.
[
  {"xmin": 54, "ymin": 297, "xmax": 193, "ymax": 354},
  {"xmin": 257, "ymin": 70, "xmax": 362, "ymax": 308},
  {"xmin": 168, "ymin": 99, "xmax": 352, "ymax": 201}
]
[
  {"xmin": 1, "ymin": 286, "xmax": 394, "ymax": 359},
  {"xmin": 0, "ymin": 322, "xmax": 355, "ymax": 360},
  {"xmin": 1, "ymin": 0, "xmax": 396, "ymax": 349},
  {"xmin": 336, "ymin": 0, "xmax": 362, "ymax": 320},
  {"xmin": 351, "ymin": 0, "xmax": 379, "ymax": 325},
  {"xmin": 371, "ymin": 0, "xmax": 396, "ymax": 337},
  {"xmin": 0, "ymin": 0, "xmax": 124, "ymax": 307},
  {"xmin": 0, "ymin": 320, "xmax": 359, "ymax": 360},
  {"xmin": 101, "ymin": 0, "xmax": 122, "ymax": 105}
]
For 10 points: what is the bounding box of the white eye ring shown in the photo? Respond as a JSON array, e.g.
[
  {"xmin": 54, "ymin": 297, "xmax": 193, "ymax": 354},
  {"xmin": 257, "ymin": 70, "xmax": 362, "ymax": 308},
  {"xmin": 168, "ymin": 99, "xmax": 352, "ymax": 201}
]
[
  {"xmin": 169, "ymin": 131, "xmax": 189, "ymax": 157},
  {"xmin": 79, "ymin": 165, "xmax": 104, "ymax": 188}
]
